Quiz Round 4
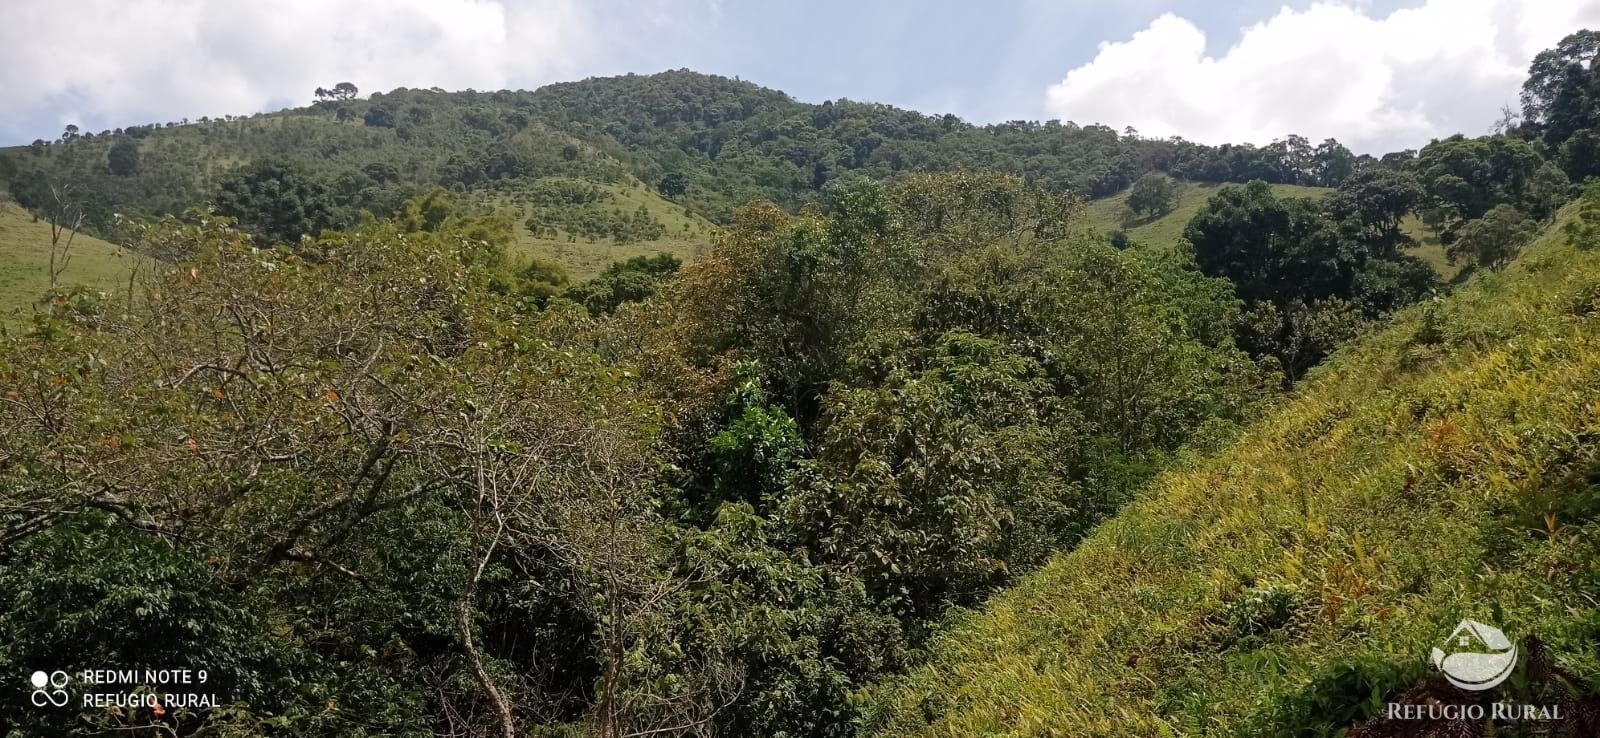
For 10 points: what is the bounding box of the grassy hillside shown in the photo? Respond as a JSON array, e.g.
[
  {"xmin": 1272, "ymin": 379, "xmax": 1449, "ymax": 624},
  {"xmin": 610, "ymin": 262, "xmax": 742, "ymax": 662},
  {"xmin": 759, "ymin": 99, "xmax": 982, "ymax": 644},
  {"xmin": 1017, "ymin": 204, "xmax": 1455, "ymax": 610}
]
[
  {"xmin": 866, "ymin": 204, "xmax": 1600, "ymax": 735},
  {"xmin": 1, "ymin": 110, "xmax": 716, "ymax": 279},
  {"xmin": 0, "ymin": 200, "xmax": 128, "ymax": 318},
  {"xmin": 479, "ymin": 176, "xmax": 716, "ymax": 278}
]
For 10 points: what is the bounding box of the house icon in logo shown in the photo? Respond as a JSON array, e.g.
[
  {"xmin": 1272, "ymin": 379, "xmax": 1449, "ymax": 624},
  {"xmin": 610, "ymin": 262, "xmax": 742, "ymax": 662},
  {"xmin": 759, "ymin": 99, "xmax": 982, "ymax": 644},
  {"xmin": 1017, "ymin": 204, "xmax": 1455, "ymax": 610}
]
[{"xmin": 1431, "ymin": 619, "xmax": 1517, "ymax": 691}]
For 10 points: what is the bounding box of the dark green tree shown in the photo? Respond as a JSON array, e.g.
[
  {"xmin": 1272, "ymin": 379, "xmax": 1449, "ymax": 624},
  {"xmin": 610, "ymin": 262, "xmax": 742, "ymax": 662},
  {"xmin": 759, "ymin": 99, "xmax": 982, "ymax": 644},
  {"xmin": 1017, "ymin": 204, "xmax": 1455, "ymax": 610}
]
[
  {"xmin": 657, "ymin": 171, "xmax": 688, "ymax": 197},
  {"xmin": 1184, "ymin": 181, "xmax": 1356, "ymax": 306},
  {"xmin": 105, "ymin": 139, "xmax": 141, "ymax": 176},
  {"xmin": 1521, "ymin": 30, "xmax": 1600, "ymax": 145},
  {"xmin": 1448, "ymin": 203, "xmax": 1539, "ymax": 271},
  {"xmin": 363, "ymin": 104, "xmax": 396, "ymax": 128},
  {"xmin": 1328, "ymin": 168, "xmax": 1425, "ymax": 257},
  {"xmin": 566, "ymin": 252, "xmax": 681, "ymax": 314},
  {"xmin": 214, "ymin": 160, "xmax": 350, "ymax": 243},
  {"xmin": 1411, "ymin": 134, "xmax": 1545, "ymax": 229},
  {"xmin": 1560, "ymin": 128, "xmax": 1600, "ymax": 181},
  {"xmin": 1125, "ymin": 172, "xmax": 1181, "ymax": 219}
]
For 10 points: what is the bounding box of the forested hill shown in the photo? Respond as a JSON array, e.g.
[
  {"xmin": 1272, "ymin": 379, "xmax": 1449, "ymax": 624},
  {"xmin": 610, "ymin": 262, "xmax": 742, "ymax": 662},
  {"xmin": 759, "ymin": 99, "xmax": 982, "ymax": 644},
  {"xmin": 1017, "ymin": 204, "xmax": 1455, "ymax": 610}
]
[{"xmin": 0, "ymin": 69, "xmax": 1371, "ymax": 243}]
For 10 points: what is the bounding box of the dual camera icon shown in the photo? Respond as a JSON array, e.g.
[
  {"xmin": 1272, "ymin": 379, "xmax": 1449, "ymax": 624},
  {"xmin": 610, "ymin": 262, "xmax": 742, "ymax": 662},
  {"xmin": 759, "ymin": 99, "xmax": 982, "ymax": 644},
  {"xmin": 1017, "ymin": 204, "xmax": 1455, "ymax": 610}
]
[{"xmin": 30, "ymin": 670, "xmax": 69, "ymax": 707}]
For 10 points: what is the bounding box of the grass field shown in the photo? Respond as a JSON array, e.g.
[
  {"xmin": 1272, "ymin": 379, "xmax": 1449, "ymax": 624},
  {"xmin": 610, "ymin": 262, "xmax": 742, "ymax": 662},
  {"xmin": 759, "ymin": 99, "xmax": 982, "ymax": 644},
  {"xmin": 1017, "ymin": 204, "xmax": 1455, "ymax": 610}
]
[
  {"xmin": 488, "ymin": 177, "xmax": 716, "ymax": 279},
  {"xmin": 866, "ymin": 202, "xmax": 1600, "ymax": 735},
  {"xmin": 0, "ymin": 201, "xmax": 130, "ymax": 319},
  {"xmin": 1399, "ymin": 213, "xmax": 1463, "ymax": 281}
]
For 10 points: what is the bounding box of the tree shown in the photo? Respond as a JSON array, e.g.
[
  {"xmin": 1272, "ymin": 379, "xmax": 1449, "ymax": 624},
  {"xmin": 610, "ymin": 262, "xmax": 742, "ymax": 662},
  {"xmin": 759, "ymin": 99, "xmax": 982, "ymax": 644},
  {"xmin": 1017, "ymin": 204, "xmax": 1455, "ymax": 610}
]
[
  {"xmin": 1523, "ymin": 161, "xmax": 1574, "ymax": 220},
  {"xmin": 1411, "ymin": 134, "xmax": 1545, "ymax": 229},
  {"xmin": 1312, "ymin": 138, "xmax": 1359, "ymax": 186},
  {"xmin": 106, "ymin": 139, "xmax": 140, "ymax": 176},
  {"xmin": 45, "ymin": 183, "xmax": 84, "ymax": 289},
  {"xmin": 1236, "ymin": 298, "xmax": 1367, "ymax": 385},
  {"xmin": 363, "ymin": 104, "xmax": 396, "ymax": 128},
  {"xmin": 214, "ymin": 160, "xmax": 349, "ymax": 243},
  {"xmin": 1124, "ymin": 172, "xmax": 1181, "ymax": 220},
  {"xmin": 315, "ymin": 82, "xmax": 360, "ymax": 102},
  {"xmin": 1184, "ymin": 181, "xmax": 1355, "ymax": 306},
  {"xmin": 1563, "ymin": 179, "xmax": 1600, "ymax": 249},
  {"xmin": 1448, "ymin": 203, "xmax": 1539, "ymax": 271},
  {"xmin": 657, "ymin": 171, "xmax": 688, "ymax": 197},
  {"xmin": 566, "ymin": 252, "xmax": 681, "ymax": 314},
  {"xmin": 1328, "ymin": 168, "xmax": 1424, "ymax": 257},
  {"xmin": 1521, "ymin": 30, "xmax": 1600, "ymax": 145},
  {"xmin": 1560, "ymin": 128, "xmax": 1600, "ymax": 182}
]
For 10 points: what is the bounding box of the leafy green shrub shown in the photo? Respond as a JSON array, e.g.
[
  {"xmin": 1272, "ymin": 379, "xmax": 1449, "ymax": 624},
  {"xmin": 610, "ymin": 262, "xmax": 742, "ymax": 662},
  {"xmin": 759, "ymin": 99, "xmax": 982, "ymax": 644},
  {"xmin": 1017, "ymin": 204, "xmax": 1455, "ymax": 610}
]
[
  {"xmin": 1247, "ymin": 655, "xmax": 1425, "ymax": 738},
  {"xmin": 1215, "ymin": 583, "xmax": 1312, "ymax": 646}
]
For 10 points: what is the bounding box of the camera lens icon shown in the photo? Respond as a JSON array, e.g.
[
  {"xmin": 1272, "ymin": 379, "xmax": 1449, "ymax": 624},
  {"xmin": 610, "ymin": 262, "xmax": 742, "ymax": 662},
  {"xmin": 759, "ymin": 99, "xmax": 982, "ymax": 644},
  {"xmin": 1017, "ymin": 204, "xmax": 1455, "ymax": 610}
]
[{"xmin": 30, "ymin": 669, "xmax": 69, "ymax": 707}]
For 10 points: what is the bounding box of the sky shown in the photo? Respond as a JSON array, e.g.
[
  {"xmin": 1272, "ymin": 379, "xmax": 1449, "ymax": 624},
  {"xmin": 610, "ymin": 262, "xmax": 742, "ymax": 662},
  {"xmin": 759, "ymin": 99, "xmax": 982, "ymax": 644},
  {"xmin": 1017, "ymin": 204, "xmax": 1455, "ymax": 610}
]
[{"xmin": 3, "ymin": 0, "xmax": 1599, "ymax": 153}]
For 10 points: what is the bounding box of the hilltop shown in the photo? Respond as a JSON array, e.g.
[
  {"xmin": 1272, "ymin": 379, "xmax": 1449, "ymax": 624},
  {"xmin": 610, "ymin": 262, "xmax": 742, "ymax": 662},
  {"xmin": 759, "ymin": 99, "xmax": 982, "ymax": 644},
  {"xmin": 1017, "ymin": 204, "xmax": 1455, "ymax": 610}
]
[
  {"xmin": 0, "ymin": 71, "xmax": 1370, "ymax": 268},
  {"xmin": 864, "ymin": 199, "xmax": 1600, "ymax": 735}
]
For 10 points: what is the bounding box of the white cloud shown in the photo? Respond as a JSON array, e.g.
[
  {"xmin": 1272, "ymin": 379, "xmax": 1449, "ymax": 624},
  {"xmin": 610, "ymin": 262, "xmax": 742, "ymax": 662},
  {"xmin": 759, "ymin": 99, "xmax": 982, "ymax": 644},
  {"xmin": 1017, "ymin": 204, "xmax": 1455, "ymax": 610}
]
[
  {"xmin": 0, "ymin": 0, "xmax": 597, "ymax": 142},
  {"xmin": 1044, "ymin": 0, "xmax": 1600, "ymax": 154}
]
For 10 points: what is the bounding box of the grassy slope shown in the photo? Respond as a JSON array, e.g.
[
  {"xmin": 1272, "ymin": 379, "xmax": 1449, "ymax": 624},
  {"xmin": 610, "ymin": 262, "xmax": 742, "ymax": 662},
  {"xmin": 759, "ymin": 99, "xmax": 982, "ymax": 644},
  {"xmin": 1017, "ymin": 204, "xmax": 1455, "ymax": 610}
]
[
  {"xmin": 487, "ymin": 177, "xmax": 716, "ymax": 279},
  {"xmin": 1083, "ymin": 181, "xmax": 1458, "ymax": 279},
  {"xmin": 867, "ymin": 204, "xmax": 1600, "ymax": 735},
  {"xmin": 1, "ymin": 114, "xmax": 715, "ymax": 281},
  {"xmin": 0, "ymin": 200, "xmax": 129, "ymax": 318}
]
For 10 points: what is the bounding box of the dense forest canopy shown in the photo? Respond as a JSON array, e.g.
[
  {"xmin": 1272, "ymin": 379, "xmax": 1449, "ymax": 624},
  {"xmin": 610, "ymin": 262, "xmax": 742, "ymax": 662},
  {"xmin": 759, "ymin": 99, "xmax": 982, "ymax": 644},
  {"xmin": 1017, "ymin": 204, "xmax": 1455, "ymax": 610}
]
[{"xmin": 0, "ymin": 26, "xmax": 1599, "ymax": 738}]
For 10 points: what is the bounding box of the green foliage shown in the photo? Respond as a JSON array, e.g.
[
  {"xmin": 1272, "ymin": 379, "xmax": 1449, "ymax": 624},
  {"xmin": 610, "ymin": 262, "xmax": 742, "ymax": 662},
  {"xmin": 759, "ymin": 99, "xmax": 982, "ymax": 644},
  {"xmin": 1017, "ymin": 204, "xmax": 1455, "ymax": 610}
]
[
  {"xmin": 666, "ymin": 504, "xmax": 903, "ymax": 737},
  {"xmin": 106, "ymin": 139, "xmax": 140, "ymax": 176},
  {"xmin": 564, "ymin": 252, "xmax": 680, "ymax": 313},
  {"xmin": 1124, "ymin": 171, "xmax": 1181, "ymax": 220},
  {"xmin": 7, "ymin": 47, "xmax": 1598, "ymax": 737},
  {"xmin": 1186, "ymin": 181, "xmax": 1354, "ymax": 306},
  {"xmin": 1563, "ymin": 179, "xmax": 1600, "ymax": 248},
  {"xmin": 362, "ymin": 104, "xmax": 396, "ymax": 128},
  {"xmin": 1559, "ymin": 128, "xmax": 1600, "ymax": 181},
  {"xmin": 866, "ymin": 200, "xmax": 1600, "ymax": 736},
  {"xmin": 0, "ymin": 210, "xmax": 665, "ymax": 735},
  {"xmin": 778, "ymin": 331, "xmax": 1083, "ymax": 617},
  {"xmin": 1520, "ymin": 29, "xmax": 1600, "ymax": 146},
  {"xmin": 1448, "ymin": 202, "xmax": 1539, "ymax": 270},
  {"xmin": 1328, "ymin": 167, "xmax": 1425, "ymax": 256},
  {"xmin": 0, "ymin": 517, "xmax": 300, "ymax": 734},
  {"xmin": 657, "ymin": 171, "xmax": 687, "ymax": 197},
  {"xmin": 214, "ymin": 159, "xmax": 351, "ymax": 244},
  {"xmin": 527, "ymin": 200, "xmax": 666, "ymax": 243},
  {"xmin": 708, "ymin": 402, "xmax": 803, "ymax": 506},
  {"xmin": 1215, "ymin": 582, "xmax": 1312, "ymax": 645},
  {"xmin": 1236, "ymin": 298, "xmax": 1369, "ymax": 384},
  {"xmin": 1411, "ymin": 134, "xmax": 1546, "ymax": 231},
  {"xmin": 670, "ymin": 173, "xmax": 1265, "ymax": 628},
  {"xmin": 1186, "ymin": 180, "xmax": 1438, "ymax": 381},
  {"xmin": 527, "ymin": 177, "xmax": 607, "ymax": 206}
]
